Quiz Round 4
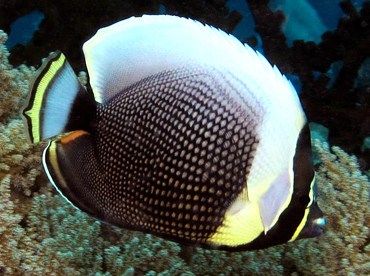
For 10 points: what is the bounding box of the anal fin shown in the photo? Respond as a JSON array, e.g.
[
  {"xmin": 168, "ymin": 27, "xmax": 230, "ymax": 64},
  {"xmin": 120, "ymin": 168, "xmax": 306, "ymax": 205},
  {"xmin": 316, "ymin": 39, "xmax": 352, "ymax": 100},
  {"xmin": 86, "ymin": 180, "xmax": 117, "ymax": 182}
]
[{"xmin": 43, "ymin": 130, "xmax": 104, "ymax": 219}]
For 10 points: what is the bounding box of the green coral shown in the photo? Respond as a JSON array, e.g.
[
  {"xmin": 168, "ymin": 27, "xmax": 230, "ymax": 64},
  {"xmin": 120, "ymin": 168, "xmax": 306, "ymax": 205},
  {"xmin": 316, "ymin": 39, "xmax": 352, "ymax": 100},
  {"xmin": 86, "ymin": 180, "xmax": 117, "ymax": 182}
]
[
  {"xmin": 0, "ymin": 176, "xmax": 24, "ymax": 274},
  {"xmin": 20, "ymin": 193, "xmax": 104, "ymax": 274},
  {"xmin": 0, "ymin": 28, "xmax": 369, "ymax": 275},
  {"xmin": 0, "ymin": 30, "xmax": 33, "ymax": 121}
]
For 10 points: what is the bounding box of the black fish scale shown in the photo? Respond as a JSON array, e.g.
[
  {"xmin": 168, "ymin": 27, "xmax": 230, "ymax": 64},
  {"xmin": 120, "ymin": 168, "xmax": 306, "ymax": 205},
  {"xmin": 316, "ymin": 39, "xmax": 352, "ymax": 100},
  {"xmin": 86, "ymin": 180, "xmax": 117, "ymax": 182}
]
[{"xmin": 94, "ymin": 67, "xmax": 260, "ymax": 243}]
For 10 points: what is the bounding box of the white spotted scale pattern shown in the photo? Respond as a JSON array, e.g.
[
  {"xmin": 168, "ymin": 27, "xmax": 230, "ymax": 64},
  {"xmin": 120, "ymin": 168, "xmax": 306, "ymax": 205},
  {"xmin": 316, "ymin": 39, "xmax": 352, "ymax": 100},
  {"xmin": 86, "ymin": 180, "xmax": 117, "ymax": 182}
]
[{"xmin": 93, "ymin": 67, "xmax": 260, "ymax": 243}]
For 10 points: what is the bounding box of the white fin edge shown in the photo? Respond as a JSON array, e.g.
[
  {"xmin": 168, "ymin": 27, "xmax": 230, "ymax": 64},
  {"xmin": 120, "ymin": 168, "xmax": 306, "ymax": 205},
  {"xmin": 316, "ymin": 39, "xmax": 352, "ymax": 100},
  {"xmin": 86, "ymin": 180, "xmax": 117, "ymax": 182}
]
[{"xmin": 42, "ymin": 141, "xmax": 80, "ymax": 211}]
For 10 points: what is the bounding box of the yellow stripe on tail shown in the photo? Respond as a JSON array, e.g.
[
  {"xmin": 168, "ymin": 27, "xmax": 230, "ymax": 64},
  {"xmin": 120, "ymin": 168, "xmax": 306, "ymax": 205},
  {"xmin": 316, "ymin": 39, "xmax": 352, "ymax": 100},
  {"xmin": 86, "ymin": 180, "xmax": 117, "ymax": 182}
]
[{"xmin": 23, "ymin": 51, "xmax": 66, "ymax": 143}]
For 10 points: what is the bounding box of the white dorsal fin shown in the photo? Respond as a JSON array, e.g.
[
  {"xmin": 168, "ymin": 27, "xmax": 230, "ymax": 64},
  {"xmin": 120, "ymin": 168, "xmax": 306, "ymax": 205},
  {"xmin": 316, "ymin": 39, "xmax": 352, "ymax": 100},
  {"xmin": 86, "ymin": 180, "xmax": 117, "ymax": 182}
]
[{"xmin": 82, "ymin": 15, "xmax": 267, "ymax": 103}]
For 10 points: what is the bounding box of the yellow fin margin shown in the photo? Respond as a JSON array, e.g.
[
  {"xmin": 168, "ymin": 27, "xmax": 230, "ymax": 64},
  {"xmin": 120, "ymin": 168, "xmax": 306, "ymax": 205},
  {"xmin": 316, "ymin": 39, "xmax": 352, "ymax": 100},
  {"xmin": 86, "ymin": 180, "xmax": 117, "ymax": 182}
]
[
  {"xmin": 23, "ymin": 51, "xmax": 66, "ymax": 143},
  {"xmin": 289, "ymin": 176, "xmax": 316, "ymax": 241}
]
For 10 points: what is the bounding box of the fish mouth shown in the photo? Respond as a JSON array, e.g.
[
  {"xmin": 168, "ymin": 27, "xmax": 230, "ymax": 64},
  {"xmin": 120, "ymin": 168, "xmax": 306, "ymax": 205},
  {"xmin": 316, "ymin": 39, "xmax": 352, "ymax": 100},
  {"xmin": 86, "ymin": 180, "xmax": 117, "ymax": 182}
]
[
  {"xmin": 297, "ymin": 201, "xmax": 326, "ymax": 239},
  {"xmin": 297, "ymin": 216, "xmax": 325, "ymax": 239}
]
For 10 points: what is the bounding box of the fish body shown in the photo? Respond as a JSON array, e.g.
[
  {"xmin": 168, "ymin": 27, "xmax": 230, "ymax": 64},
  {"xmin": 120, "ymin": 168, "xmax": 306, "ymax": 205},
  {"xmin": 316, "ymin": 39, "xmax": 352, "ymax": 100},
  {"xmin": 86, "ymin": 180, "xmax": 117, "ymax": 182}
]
[{"xmin": 23, "ymin": 15, "xmax": 324, "ymax": 251}]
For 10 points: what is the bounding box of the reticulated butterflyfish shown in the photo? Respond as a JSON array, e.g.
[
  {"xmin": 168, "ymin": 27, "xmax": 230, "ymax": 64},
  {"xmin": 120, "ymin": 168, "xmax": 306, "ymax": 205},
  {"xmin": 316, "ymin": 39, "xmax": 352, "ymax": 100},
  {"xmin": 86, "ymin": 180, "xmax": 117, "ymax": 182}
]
[{"xmin": 22, "ymin": 15, "xmax": 325, "ymax": 251}]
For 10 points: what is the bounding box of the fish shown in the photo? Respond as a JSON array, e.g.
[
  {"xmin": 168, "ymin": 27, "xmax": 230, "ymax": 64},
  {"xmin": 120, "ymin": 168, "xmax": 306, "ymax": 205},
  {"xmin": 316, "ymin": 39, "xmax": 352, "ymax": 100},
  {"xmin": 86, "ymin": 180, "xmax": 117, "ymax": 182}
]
[{"xmin": 22, "ymin": 14, "xmax": 325, "ymax": 251}]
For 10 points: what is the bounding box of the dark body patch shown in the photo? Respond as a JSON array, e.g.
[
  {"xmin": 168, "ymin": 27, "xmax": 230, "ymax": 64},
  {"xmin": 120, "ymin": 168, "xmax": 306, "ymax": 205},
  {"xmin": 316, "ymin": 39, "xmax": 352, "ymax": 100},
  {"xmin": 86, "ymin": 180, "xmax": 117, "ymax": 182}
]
[{"xmin": 93, "ymin": 68, "xmax": 261, "ymax": 245}]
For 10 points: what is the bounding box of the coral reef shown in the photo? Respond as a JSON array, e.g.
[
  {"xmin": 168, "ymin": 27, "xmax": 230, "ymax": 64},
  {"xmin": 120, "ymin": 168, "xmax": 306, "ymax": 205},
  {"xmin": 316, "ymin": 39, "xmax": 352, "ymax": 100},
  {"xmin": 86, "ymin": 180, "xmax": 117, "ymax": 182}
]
[
  {"xmin": 269, "ymin": 0, "xmax": 329, "ymax": 46},
  {"xmin": 0, "ymin": 11, "xmax": 369, "ymax": 275},
  {"xmin": 0, "ymin": 176, "xmax": 24, "ymax": 275},
  {"xmin": 0, "ymin": 30, "xmax": 33, "ymax": 121},
  {"xmin": 0, "ymin": 30, "xmax": 42, "ymax": 195}
]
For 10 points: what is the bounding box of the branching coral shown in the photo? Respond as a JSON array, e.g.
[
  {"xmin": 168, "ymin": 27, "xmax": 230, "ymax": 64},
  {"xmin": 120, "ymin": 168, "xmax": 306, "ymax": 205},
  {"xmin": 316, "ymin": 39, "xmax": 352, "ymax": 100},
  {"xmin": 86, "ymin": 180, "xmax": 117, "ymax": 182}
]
[
  {"xmin": 0, "ymin": 176, "xmax": 24, "ymax": 275},
  {"xmin": 101, "ymin": 232, "xmax": 187, "ymax": 275},
  {"xmin": 0, "ymin": 30, "xmax": 33, "ymax": 120},
  {"xmin": 1, "ymin": 184, "xmax": 189, "ymax": 275},
  {"xmin": 0, "ymin": 30, "xmax": 44, "ymax": 200},
  {"xmin": 0, "ymin": 30, "xmax": 45, "ymax": 274},
  {"xmin": 0, "ymin": 119, "xmax": 45, "ymax": 198},
  {"xmin": 20, "ymin": 192, "xmax": 106, "ymax": 275}
]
